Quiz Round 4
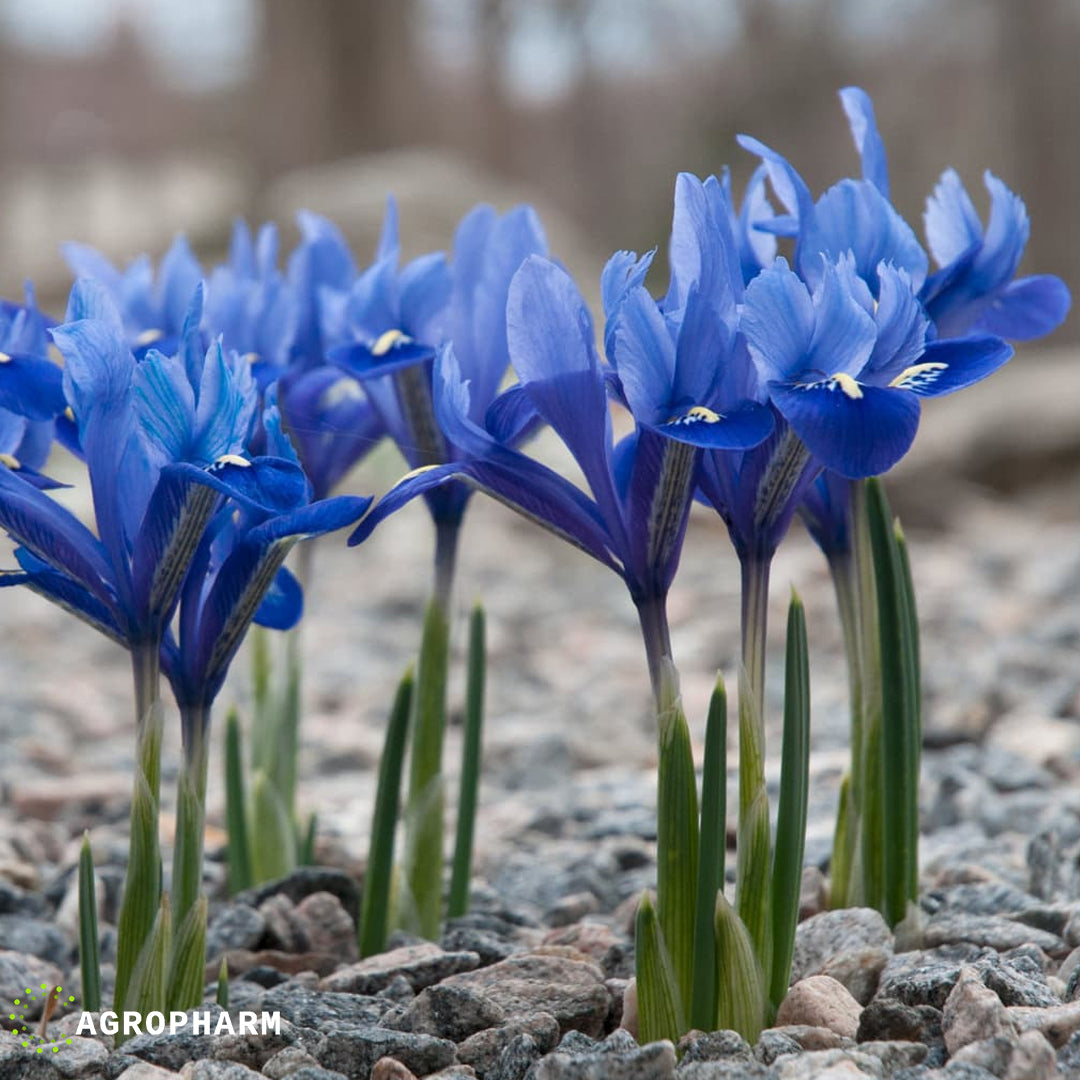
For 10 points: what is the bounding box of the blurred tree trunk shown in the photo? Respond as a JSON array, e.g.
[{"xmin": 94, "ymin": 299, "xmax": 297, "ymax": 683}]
[{"xmin": 253, "ymin": 0, "xmax": 421, "ymax": 178}]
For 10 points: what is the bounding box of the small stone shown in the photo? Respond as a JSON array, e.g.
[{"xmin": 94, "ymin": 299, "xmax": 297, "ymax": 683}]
[
  {"xmin": 493, "ymin": 1033, "xmax": 543, "ymax": 1080},
  {"xmin": 767, "ymin": 1025, "xmax": 854, "ymax": 1051},
  {"xmin": 772, "ymin": 1048, "xmax": 883, "ymax": 1078},
  {"xmin": 319, "ymin": 944, "xmax": 480, "ymax": 995},
  {"xmin": 262, "ymin": 983, "xmax": 389, "ymax": 1030},
  {"xmin": 440, "ymin": 926, "xmax": 514, "ymax": 967},
  {"xmin": 799, "ymin": 866, "xmax": 829, "ymax": 921},
  {"xmin": 313, "ymin": 1028, "xmax": 456, "ymax": 1079},
  {"xmin": 0, "ymin": 915, "xmax": 70, "ymax": 966},
  {"xmin": 262, "ymin": 1045, "xmax": 322, "ymax": 1078},
  {"xmin": 942, "ymin": 967, "xmax": 1015, "ymax": 1055},
  {"xmin": 1004, "ymin": 1030, "xmax": 1060, "ymax": 1079},
  {"xmin": 791, "ymin": 909, "xmax": 893, "ymax": 984},
  {"xmin": 855, "ymin": 998, "xmax": 942, "ymax": 1044},
  {"xmin": 676, "ymin": 1030, "xmax": 753, "ymax": 1063},
  {"xmin": 923, "ymin": 913, "xmax": 1065, "ymax": 955},
  {"xmin": 457, "ymin": 1013, "xmax": 560, "ymax": 1076},
  {"xmin": 1006, "ymin": 1001, "xmax": 1080, "ymax": 1047},
  {"xmin": 114, "ymin": 1065, "xmax": 180, "ymax": 1080},
  {"xmin": 179, "ymin": 1063, "xmax": 263, "ymax": 1079},
  {"xmin": 397, "ymin": 953, "xmax": 609, "ymax": 1041},
  {"xmin": 856, "ymin": 1041, "xmax": 927, "ymax": 1070},
  {"xmin": 533, "ymin": 1040, "xmax": 676, "ymax": 1079},
  {"xmin": 775, "ymin": 977, "xmax": 862, "ymax": 1039},
  {"xmin": 0, "ymin": 948, "xmax": 65, "ymax": 1019},
  {"xmin": 291, "ymin": 893, "xmax": 357, "ymax": 962},
  {"xmin": 542, "ymin": 923, "xmax": 621, "ymax": 967},
  {"xmin": 234, "ymin": 868, "xmax": 360, "ymax": 924},
  {"xmin": 544, "ymin": 894, "xmax": 599, "ymax": 928},
  {"xmin": 754, "ymin": 1030, "xmax": 802, "ymax": 1064},
  {"xmin": 205, "ymin": 904, "xmax": 266, "ymax": 959},
  {"xmin": 370, "ymin": 1059, "xmax": 417, "ymax": 1080},
  {"xmin": 259, "ymin": 896, "xmax": 302, "ymax": 953},
  {"xmin": 876, "ymin": 944, "xmax": 988, "ymax": 1009}
]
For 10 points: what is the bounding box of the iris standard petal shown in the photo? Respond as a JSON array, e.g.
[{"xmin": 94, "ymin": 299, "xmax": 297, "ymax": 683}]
[
  {"xmin": 610, "ymin": 286, "xmax": 676, "ymax": 424},
  {"xmin": 864, "ymin": 263, "xmax": 929, "ymax": 379},
  {"xmin": 978, "ymin": 172, "xmax": 1029, "ymax": 287},
  {"xmin": 158, "ymin": 235, "xmax": 204, "ymax": 335},
  {"xmin": 601, "ymin": 249, "xmax": 655, "ymax": 321},
  {"xmin": 399, "ymin": 253, "xmax": 452, "ymax": 343},
  {"xmin": 741, "ymin": 258, "xmax": 816, "ymax": 384},
  {"xmin": 973, "ymin": 274, "xmax": 1072, "ymax": 341},
  {"xmin": 806, "ymin": 259, "xmax": 878, "ymax": 379},
  {"xmin": 887, "ymin": 335, "xmax": 1013, "ymax": 398},
  {"xmin": 770, "ymin": 379, "xmax": 921, "ymax": 478},
  {"xmin": 839, "ymin": 86, "xmax": 890, "ymax": 197},
  {"xmin": 737, "ymin": 135, "xmax": 816, "ymax": 228},
  {"xmin": 484, "ymin": 383, "xmax": 541, "ymax": 447},
  {"xmin": 924, "ymin": 169, "xmax": 983, "ymax": 269},
  {"xmin": 131, "ymin": 349, "xmax": 197, "ymax": 464}
]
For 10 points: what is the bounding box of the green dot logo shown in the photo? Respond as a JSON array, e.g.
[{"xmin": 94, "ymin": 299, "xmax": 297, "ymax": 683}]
[{"xmin": 4, "ymin": 984, "xmax": 77, "ymax": 1054}]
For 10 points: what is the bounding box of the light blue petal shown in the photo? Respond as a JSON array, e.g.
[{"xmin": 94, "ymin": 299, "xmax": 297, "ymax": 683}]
[
  {"xmin": 924, "ymin": 168, "xmax": 983, "ymax": 268},
  {"xmin": 839, "ymin": 86, "xmax": 889, "ymax": 197},
  {"xmin": 741, "ymin": 258, "xmax": 815, "ymax": 384},
  {"xmin": 973, "ymin": 274, "xmax": 1072, "ymax": 341}
]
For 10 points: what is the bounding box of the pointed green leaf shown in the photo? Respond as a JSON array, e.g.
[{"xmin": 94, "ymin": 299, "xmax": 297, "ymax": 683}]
[
  {"xmin": 715, "ymin": 891, "xmax": 766, "ymax": 1042},
  {"xmin": 895, "ymin": 523, "xmax": 922, "ymax": 906},
  {"xmin": 770, "ymin": 591, "xmax": 810, "ymax": 1009},
  {"xmin": 224, "ymin": 709, "xmax": 253, "ymax": 894},
  {"xmin": 655, "ymin": 663, "xmax": 699, "ymax": 1011},
  {"xmin": 449, "ymin": 604, "xmax": 486, "ymax": 919},
  {"xmin": 166, "ymin": 896, "xmax": 208, "ymax": 1012},
  {"xmin": 635, "ymin": 891, "xmax": 685, "ymax": 1044},
  {"xmin": 829, "ymin": 772, "xmax": 855, "ymax": 911},
  {"xmin": 360, "ymin": 666, "xmax": 413, "ymax": 958},
  {"xmin": 690, "ymin": 674, "xmax": 727, "ymax": 1032},
  {"xmin": 120, "ymin": 894, "xmax": 172, "ymax": 1043},
  {"xmin": 404, "ymin": 600, "xmax": 450, "ymax": 939},
  {"xmin": 867, "ymin": 478, "xmax": 920, "ymax": 926},
  {"xmin": 250, "ymin": 771, "xmax": 297, "ymax": 884},
  {"xmin": 298, "ymin": 812, "xmax": 318, "ymax": 867},
  {"xmin": 78, "ymin": 833, "xmax": 102, "ymax": 1013}
]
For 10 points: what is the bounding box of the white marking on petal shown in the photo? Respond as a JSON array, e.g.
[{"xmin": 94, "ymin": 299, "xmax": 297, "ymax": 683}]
[
  {"xmin": 135, "ymin": 329, "xmax": 164, "ymax": 347},
  {"xmin": 889, "ymin": 361, "xmax": 949, "ymax": 391},
  {"xmin": 372, "ymin": 328, "xmax": 411, "ymax": 356}
]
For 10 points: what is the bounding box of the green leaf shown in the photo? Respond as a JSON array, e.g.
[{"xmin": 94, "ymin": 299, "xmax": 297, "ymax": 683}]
[
  {"xmin": 250, "ymin": 771, "xmax": 297, "ymax": 884},
  {"xmin": 715, "ymin": 891, "xmax": 767, "ymax": 1042},
  {"xmin": 655, "ymin": 663, "xmax": 699, "ymax": 1011},
  {"xmin": 171, "ymin": 728, "xmax": 208, "ymax": 934},
  {"xmin": 867, "ymin": 478, "xmax": 920, "ymax": 925},
  {"xmin": 895, "ymin": 523, "xmax": 922, "ymax": 905},
  {"xmin": 403, "ymin": 600, "xmax": 450, "ymax": 940},
  {"xmin": 120, "ymin": 893, "xmax": 172, "ymax": 1043},
  {"xmin": 829, "ymin": 772, "xmax": 855, "ymax": 911},
  {"xmin": 359, "ymin": 666, "xmax": 413, "ymax": 958},
  {"xmin": 769, "ymin": 591, "xmax": 810, "ymax": 1009},
  {"xmin": 449, "ymin": 604, "xmax": 486, "ymax": 919},
  {"xmin": 634, "ymin": 891, "xmax": 685, "ymax": 1044},
  {"xmin": 735, "ymin": 676, "xmax": 771, "ymax": 976},
  {"xmin": 166, "ymin": 896, "xmax": 208, "ymax": 1013},
  {"xmin": 216, "ymin": 957, "xmax": 229, "ymax": 1011},
  {"xmin": 78, "ymin": 833, "xmax": 101, "ymax": 1013},
  {"xmin": 224, "ymin": 709, "xmax": 253, "ymax": 894},
  {"xmin": 690, "ymin": 674, "xmax": 726, "ymax": 1033},
  {"xmin": 114, "ymin": 703, "xmax": 164, "ymax": 1015},
  {"xmin": 298, "ymin": 812, "xmax": 318, "ymax": 867}
]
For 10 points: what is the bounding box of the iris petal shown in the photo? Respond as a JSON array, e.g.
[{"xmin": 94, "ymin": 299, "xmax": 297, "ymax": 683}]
[
  {"xmin": 888, "ymin": 335, "xmax": 1012, "ymax": 398},
  {"xmin": 973, "ymin": 274, "xmax": 1072, "ymax": 341},
  {"xmin": 770, "ymin": 379, "xmax": 921, "ymax": 478}
]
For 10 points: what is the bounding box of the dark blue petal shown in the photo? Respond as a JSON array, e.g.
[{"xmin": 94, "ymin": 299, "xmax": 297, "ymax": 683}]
[
  {"xmin": 657, "ymin": 400, "xmax": 774, "ymax": 450},
  {"xmin": 248, "ymin": 494, "xmax": 372, "ymax": 547},
  {"xmin": 770, "ymin": 379, "xmax": 921, "ymax": 478},
  {"xmin": 799, "ymin": 470, "xmax": 853, "ymax": 560},
  {"xmin": 0, "ymin": 354, "xmax": 66, "ymax": 421},
  {"xmin": 972, "ymin": 274, "xmax": 1072, "ymax": 341},
  {"xmin": 328, "ymin": 337, "xmax": 436, "ymax": 381},
  {"xmin": 253, "ymin": 566, "xmax": 303, "ymax": 631},
  {"xmin": 347, "ymin": 462, "xmax": 459, "ymax": 545},
  {"xmin": 839, "ymin": 86, "xmax": 890, "ymax": 197},
  {"xmin": 1, "ymin": 550, "xmax": 124, "ymax": 644},
  {"xmin": 887, "ymin": 335, "xmax": 1013, "ymax": 398},
  {"xmin": 0, "ymin": 467, "xmax": 115, "ymax": 606}
]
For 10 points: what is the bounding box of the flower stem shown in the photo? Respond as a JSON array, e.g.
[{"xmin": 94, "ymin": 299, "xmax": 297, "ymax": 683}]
[
  {"xmin": 433, "ymin": 518, "xmax": 460, "ymax": 616},
  {"xmin": 736, "ymin": 555, "xmax": 773, "ymax": 978},
  {"xmin": 637, "ymin": 594, "xmax": 673, "ymax": 705},
  {"xmin": 172, "ymin": 707, "xmax": 210, "ymax": 931}
]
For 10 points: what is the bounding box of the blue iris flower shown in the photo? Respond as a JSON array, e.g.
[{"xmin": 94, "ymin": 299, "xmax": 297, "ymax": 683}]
[
  {"xmin": 352, "ymin": 178, "xmax": 772, "ymax": 692},
  {"xmin": 328, "ymin": 198, "xmax": 548, "ymax": 540},
  {"xmin": 205, "ymin": 220, "xmax": 299, "ymax": 386},
  {"xmin": 63, "ymin": 234, "xmax": 203, "ymax": 357},
  {"xmin": 921, "ymin": 169, "xmax": 1072, "ymax": 340},
  {"xmin": 0, "ymin": 280, "xmax": 352, "ymax": 689}
]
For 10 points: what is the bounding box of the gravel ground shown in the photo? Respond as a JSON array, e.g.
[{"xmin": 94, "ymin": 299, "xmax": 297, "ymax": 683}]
[{"xmin": 2, "ymin": 350, "xmax": 1080, "ymax": 1078}]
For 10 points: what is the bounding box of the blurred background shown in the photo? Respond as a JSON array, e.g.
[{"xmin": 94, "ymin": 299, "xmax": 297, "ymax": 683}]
[{"xmin": 0, "ymin": 0, "xmax": 1075, "ymax": 337}]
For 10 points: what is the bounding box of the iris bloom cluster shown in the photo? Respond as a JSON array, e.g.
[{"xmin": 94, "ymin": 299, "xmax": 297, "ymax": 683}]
[{"xmin": 0, "ymin": 88, "xmax": 1069, "ymax": 1040}]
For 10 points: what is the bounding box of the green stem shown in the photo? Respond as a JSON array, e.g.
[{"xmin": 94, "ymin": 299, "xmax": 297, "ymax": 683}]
[
  {"xmin": 114, "ymin": 643, "xmax": 164, "ymax": 1014},
  {"xmin": 434, "ymin": 519, "xmax": 460, "ymax": 616},
  {"xmin": 852, "ymin": 480, "xmax": 884, "ymax": 911},
  {"xmin": 736, "ymin": 556, "xmax": 772, "ymax": 975},
  {"xmin": 636, "ymin": 594, "xmax": 673, "ymax": 703},
  {"xmin": 172, "ymin": 707, "xmax": 210, "ymax": 932}
]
